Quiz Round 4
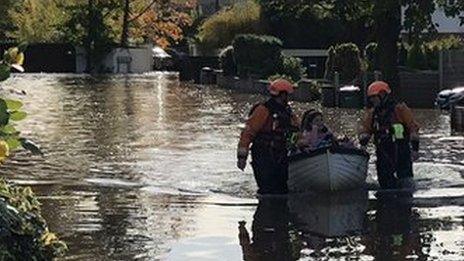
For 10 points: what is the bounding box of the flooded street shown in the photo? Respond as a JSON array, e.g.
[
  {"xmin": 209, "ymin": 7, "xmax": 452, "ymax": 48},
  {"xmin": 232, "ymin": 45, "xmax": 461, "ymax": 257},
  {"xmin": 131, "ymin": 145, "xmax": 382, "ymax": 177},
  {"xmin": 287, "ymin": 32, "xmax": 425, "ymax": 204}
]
[{"xmin": 0, "ymin": 73, "xmax": 463, "ymax": 260}]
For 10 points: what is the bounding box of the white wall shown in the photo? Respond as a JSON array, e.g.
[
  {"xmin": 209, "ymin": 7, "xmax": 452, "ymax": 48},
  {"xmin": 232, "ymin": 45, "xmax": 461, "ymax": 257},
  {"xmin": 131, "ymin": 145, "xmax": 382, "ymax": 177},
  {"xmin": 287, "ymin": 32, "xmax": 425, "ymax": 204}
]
[
  {"xmin": 103, "ymin": 45, "xmax": 153, "ymax": 73},
  {"xmin": 75, "ymin": 44, "xmax": 154, "ymax": 74}
]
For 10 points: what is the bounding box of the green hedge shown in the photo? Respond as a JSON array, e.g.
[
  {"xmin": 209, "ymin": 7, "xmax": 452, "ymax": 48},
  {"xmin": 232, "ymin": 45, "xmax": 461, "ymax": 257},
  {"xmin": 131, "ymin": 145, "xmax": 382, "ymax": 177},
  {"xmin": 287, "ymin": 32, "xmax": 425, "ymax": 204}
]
[
  {"xmin": 325, "ymin": 43, "xmax": 363, "ymax": 84},
  {"xmin": 276, "ymin": 55, "xmax": 307, "ymax": 82},
  {"xmin": 232, "ymin": 34, "xmax": 283, "ymax": 78},
  {"xmin": 406, "ymin": 36, "xmax": 464, "ymax": 70},
  {"xmin": 406, "ymin": 44, "xmax": 428, "ymax": 70},
  {"xmin": 197, "ymin": 0, "xmax": 265, "ymax": 50}
]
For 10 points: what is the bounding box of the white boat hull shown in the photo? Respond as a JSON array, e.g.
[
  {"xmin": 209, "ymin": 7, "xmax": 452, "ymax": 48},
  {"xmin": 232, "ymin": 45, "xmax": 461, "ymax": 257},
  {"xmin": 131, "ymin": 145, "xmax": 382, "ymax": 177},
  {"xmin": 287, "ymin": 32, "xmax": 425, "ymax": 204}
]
[{"xmin": 288, "ymin": 148, "xmax": 369, "ymax": 192}]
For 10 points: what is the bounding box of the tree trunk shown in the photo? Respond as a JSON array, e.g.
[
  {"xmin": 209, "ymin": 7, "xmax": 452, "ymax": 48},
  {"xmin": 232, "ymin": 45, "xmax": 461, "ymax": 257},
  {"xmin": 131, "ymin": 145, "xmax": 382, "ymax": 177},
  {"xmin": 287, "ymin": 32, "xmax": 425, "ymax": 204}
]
[
  {"xmin": 215, "ymin": 0, "xmax": 220, "ymax": 12},
  {"xmin": 121, "ymin": 0, "xmax": 130, "ymax": 47},
  {"xmin": 373, "ymin": 1, "xmax": 402, "ymax": 96},
  {"xmin": 85, "ymin": 0, "xmax": 94, "ymax": 73}
]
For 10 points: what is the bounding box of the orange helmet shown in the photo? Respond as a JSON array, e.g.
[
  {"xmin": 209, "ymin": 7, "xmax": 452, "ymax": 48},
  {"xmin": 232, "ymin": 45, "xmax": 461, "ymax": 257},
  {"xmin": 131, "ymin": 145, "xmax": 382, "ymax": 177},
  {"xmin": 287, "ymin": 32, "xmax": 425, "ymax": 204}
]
[
  {"xmin": 269, "ymin": 79, "xmax": 295, "ymax": 95},
  {"xmin": 367, "ymin": 81, "xmax": 391, "ymax": 97}
]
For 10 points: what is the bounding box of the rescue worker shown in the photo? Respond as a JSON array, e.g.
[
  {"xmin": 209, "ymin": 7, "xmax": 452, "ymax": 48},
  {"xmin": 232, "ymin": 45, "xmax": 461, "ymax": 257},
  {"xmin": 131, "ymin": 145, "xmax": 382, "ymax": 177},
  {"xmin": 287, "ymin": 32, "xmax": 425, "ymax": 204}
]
[
  {"xmin": 237, "ymin": 79, "xmax": 299, "ymax": 194},
  {"xmin": 359, "ymin": 81, "xmax": 420, "ymax": 190}
]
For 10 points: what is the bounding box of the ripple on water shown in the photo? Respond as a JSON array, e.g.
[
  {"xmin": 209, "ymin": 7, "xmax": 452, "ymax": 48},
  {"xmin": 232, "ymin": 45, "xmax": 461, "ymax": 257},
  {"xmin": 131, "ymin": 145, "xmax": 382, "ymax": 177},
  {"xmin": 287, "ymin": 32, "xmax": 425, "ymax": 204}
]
[{"xmin": 0, "ymin": 74, "xmax": 462, "ymax": 260}]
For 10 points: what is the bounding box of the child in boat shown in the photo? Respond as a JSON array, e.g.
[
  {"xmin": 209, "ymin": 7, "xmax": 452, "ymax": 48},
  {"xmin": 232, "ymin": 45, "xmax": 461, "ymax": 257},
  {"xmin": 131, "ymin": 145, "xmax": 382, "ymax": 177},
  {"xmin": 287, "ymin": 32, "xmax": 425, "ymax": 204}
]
[{"xmin": 298, "ymin": 110, "xmax": 334, "ymax": 151}]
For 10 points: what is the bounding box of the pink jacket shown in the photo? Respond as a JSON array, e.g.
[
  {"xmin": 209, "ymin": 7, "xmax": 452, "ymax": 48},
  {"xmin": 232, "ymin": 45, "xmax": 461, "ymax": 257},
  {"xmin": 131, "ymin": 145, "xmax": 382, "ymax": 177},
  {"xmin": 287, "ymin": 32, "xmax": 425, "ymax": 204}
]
[{"xmin": 298, "ymin": 127, "xmax": 333, "ymax": 150}]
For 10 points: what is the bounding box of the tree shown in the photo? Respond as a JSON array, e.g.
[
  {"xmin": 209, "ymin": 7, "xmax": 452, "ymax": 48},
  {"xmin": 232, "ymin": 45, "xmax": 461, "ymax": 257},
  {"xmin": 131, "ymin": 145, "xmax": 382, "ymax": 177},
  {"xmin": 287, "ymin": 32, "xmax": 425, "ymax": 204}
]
[
  {"xmin": 121, "ymin": 0, "xmax": 131, "ymax": 46},
  {"xmin": 0, "ymin": 0, "xmax": 19, "ymax": 42},
  {"xmin": 258, "ymin": 0, "xmax": 374, "ymax": 48},
  {"xmin": 196, "ymin": 0, "xmax": 265, "ymax": 50},
  {"xmin": 372, "ymin": 1, "xmax": 402, "ymax": 94},
  {"xmin": 373, "ymin": 0, "xmax": 464, "ymax": 93},
  {"xmin": 6, "ymin": 0, "xmax": 69, "ymax": 43},
  {"xmin": 126, "ymin": 0, "xmax": 196, "ymax": 48}
]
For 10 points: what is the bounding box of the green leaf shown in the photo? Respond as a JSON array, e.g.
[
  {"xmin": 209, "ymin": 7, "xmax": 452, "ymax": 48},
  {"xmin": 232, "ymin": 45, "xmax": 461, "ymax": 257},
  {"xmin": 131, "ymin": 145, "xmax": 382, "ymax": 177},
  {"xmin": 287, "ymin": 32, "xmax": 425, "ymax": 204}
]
[
  {"xmin": 2, "ymin": 125, "xmax": 17, "ymax": 134},
  {"xmin": 0, "ymin": 100, "xmax": 9, "ymax": 126},
  {"xmin": 0, "ymin": 65, "xmax": 10, "ymax": 82},
  {"xmin": 6, "ymin": 138, "xmax": 21, "ymax": 150},
  {"xmin": 10, "ymin": 111, "xmax": 27, "ymax": 121},
  {"xmin": 4, "ymin": 99, "xmax": 23, "ymax": 111}
]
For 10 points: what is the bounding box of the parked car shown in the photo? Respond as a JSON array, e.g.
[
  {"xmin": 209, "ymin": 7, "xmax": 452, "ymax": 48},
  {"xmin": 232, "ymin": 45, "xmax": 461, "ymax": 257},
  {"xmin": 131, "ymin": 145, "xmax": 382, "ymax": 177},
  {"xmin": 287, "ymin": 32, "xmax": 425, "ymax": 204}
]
[{"xmin": 436, "ymin": 87, "xmax": 464, "ymax": 110}]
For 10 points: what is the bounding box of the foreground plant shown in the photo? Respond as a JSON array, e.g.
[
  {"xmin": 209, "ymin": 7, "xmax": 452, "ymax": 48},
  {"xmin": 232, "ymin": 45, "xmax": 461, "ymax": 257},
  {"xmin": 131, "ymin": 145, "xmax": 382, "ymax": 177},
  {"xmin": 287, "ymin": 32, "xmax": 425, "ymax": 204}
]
[{"xmin": 0, "ymin": 46, "xmax": 67, "ymax": 260}]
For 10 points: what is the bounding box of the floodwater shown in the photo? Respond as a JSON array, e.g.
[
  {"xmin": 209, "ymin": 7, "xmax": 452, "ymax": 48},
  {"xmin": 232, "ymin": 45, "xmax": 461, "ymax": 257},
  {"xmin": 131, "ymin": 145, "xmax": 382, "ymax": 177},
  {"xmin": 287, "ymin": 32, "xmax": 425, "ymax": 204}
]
[{"xmin": 0, "ymin": 73, "xmax": 463, "ymax": 260}]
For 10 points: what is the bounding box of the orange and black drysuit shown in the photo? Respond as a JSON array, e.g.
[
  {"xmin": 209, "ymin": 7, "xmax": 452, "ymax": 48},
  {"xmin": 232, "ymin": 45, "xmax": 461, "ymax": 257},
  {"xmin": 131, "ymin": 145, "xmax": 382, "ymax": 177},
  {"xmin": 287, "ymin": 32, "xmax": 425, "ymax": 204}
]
[
  {"xmin": 238, "ymin": 99, "xmax": 299, "ymax": 194},
  {"xmin": 360, "ymin": 101, "xmax": 420, "ymax": 189}
]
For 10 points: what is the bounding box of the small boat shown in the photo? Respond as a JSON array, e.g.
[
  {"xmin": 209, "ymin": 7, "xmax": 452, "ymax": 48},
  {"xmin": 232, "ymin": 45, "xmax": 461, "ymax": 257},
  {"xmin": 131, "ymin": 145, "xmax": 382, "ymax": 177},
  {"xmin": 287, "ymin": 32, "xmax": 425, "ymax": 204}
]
[{"xmin": 288, "ymin": 147, "xmax": 369, "ymax": 192}]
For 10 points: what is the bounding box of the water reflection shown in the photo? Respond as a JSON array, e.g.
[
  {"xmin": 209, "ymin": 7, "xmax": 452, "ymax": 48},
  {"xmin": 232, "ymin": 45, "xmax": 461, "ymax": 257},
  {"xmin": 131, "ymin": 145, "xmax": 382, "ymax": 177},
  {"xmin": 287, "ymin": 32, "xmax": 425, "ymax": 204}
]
[
  {"xmin": 288, "ymin": 190, "xmax": 367, "ymax": 238},
  {"xmin": 364, "ymin": 193, "xmax": 426, "ymax": 260},
  {"xmin": 239, "ymin": 197, "xmax": 297, "ymax": 261},
  {"xmin": 239, "ymin": 191, "xmax": 434, "ymax": 260},
  {"xmin": 0, "ymin": 74, "xmax": 462, "ymax": 260}
]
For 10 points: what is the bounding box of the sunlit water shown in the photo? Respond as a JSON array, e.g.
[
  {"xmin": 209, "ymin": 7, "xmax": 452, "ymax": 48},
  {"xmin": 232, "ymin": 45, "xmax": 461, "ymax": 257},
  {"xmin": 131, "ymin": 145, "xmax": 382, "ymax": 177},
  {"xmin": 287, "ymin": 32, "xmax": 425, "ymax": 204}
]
[{"xmin": 0, "ymin": 73, "xmax": 463, "ymax": 260}]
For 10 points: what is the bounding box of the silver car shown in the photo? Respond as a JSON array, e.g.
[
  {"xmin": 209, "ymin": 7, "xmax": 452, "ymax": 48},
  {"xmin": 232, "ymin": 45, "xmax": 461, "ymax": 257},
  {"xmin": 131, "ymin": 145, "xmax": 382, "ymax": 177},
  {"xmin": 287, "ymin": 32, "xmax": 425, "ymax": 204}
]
[{"xmin": 436, "ymin": 87, "xmax": 464, "ymax": 110}]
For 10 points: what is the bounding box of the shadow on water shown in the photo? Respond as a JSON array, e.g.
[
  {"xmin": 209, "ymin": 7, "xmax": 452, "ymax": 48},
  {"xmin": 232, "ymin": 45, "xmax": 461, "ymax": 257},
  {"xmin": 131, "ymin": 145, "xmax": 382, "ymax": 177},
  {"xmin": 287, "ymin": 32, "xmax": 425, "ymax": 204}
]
[{"xmin": 238, "ymin": 190, "xmax": 437, "ymax": 261}]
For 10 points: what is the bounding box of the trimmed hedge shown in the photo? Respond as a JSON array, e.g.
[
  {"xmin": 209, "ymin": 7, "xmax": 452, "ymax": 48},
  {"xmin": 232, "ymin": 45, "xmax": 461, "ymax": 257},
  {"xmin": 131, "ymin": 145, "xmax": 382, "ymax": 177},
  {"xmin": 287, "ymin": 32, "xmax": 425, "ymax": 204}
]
[
  {"xmin": 197, "ymin": 0, "xmax": 265, "ymax": 50},
  {"xmin": 325, "ymin": 43, "xmax": 363, "ymax": 84},
  {"xmin": 404, "ymin": 36, "xmax": 464, "ymax": 71},
  {"xmin": 276, "ymin": 55, "xmax": 307, "ymax": 82},
  {"xmin": 232, "ymin": 34, "xmax": 283, "ymax": 78}
]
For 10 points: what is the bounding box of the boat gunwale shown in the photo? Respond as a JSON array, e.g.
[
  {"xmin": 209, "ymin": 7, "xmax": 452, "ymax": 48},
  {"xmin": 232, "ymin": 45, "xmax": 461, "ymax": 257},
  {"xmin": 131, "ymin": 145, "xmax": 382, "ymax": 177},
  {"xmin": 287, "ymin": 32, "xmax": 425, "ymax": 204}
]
[{"xmin": 288, "ymin": 146, "xmax": 369, "ymax": 163}]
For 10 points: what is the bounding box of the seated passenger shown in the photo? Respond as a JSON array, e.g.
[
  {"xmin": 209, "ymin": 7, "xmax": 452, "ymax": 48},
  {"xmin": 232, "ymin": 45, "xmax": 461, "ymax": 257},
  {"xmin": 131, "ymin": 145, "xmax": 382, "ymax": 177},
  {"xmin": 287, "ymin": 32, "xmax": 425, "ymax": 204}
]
[{"xmin": 298, "ymin": 110, "xmax": 334, "ymax": 151}]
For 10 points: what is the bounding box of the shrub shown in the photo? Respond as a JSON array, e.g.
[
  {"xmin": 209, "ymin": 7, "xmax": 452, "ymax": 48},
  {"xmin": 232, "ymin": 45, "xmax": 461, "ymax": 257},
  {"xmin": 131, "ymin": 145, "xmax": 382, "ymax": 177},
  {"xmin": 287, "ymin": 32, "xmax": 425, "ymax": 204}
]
[
  {"xmin": 219, "ymin": 46, "xmax": 236, "ymax": 76},
  {"xmin": 0, "ymin": 179, "xmax": 68, "ymax": 259},
  {"xmin": 276, "ymin": 55, "xmax": 307, "ymax": 82},
  {"xmin": 232, "ymin": 34, "xmax": 283, "ymax": 77},
  {"xmin": 299, "ymin": 80, "xmax": 321, "ymax": 99},
  {"xmin": 325, "ymin": 43, "xmax": 363, "ymax": 84},
  {"xmin": 268, "ymin": 74, "xmax": 294, "ymax": 83},
  {"xmin": 197, "ymin": 0, "xmax": 266, "ymax": 50},
  {"xmin": 426, "ymin": 35, "xmax": 464, "ymax": 51},
  {"xmin": 406, "ymin": 44, "xmax": 428, "ymax": 70},
  {"xmin": 404, "ymin": 36, "xmax": 464, "ymax": 71},
  {"xmin": 424, "ymin": 36, "xmax": 464, "ymax": 70},
  {"xmin": 364, "ymin": 42, "xmax": 379, "ymax": 71},
  {"xmin": 0, "ymin": 46, "xmax": 67, "ymax": 259}
]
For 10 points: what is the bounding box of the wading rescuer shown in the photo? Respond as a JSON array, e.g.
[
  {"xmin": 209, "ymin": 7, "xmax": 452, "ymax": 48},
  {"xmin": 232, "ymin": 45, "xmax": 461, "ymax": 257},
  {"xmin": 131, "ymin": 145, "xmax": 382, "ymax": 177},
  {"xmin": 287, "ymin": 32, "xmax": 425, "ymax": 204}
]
[
  {"xmin": 237, "ymin": 79, "xmax": 299, "ymax": 194},
  {"xmin": 359, "ymin": 81, "xmax": 420, "ymax": 190}
]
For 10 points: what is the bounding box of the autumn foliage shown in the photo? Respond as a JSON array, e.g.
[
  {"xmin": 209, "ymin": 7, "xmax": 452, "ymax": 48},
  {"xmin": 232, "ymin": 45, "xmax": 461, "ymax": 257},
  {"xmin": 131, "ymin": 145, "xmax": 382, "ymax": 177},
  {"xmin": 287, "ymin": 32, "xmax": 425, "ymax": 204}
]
[{"xmin": 131, "ymin": 1, "xmax": 195, "ymax": 48}]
